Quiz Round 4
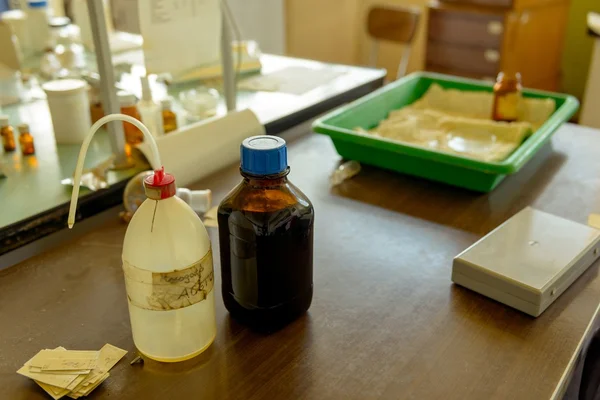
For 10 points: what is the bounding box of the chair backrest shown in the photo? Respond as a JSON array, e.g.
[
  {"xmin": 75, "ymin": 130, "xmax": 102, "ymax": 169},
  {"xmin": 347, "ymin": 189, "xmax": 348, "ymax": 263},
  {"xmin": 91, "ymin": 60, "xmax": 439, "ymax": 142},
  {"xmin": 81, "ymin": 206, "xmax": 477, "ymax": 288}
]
[
  {"xmin": 367, "ymin": 5, "xmax": 420, "ymax": 79},
  {"xmin": 367, "ymin": 6, "xmax": 420, "ymax": 45}
]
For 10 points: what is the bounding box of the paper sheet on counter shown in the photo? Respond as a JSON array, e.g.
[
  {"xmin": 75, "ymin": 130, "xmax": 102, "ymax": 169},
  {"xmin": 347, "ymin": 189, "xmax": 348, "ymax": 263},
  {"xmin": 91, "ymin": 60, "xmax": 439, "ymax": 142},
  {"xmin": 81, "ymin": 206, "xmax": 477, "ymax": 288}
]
[{"xmin": 238, "ymin": 66, "xmax": 346, "ymax": 95}]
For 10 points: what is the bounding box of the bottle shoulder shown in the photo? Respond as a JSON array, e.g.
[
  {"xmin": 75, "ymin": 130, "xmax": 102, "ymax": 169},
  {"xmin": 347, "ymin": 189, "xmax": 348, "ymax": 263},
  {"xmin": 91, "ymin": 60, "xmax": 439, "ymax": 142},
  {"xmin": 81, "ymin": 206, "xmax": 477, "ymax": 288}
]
[
  {"xmin": 123, "ymin": 197, "xmax": 211, "ymax": 271},
  {"xmin": 218, "ymin": 178, "xmax": 313, "ymax": 214}
]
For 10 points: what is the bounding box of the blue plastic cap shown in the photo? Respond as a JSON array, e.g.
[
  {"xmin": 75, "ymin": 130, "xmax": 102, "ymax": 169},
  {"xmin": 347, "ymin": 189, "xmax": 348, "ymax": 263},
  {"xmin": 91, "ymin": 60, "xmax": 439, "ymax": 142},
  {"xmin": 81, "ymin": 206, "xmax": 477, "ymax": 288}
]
[
  {"xmin": 28, "ymin": 0, "xmax": 48, "ymax": 8},
  {"xmin": 241, "ymin": 136, "xmax": 287, "ymax": 175}
]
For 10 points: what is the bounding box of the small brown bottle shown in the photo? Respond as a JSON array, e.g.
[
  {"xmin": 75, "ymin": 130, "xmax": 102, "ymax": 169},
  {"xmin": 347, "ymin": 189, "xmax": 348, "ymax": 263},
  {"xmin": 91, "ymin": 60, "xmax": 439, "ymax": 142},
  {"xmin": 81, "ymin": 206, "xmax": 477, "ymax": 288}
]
[
  {"xmin": 18, "ymin": 124, "xmax": 35, "ymax": 156},
  {"xmin": 0, "ymin": 115, "xmax": 16, "ymax": 152},
  {"xmin": 492, "ymin": 72, "xmax": 522, "ymax": 122},
  {"xmin": 118, "ymin": 91, "xmax": 143, "ymax": 157},
  {"xmin": 161, "ymin": 97, "xmax": 178, "ymax": 134}
]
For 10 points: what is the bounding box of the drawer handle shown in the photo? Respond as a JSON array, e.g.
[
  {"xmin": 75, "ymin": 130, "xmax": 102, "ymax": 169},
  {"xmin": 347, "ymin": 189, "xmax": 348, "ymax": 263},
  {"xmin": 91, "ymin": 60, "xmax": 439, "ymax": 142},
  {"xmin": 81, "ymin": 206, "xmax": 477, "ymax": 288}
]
[
  {"xmin": 484, "ymin": 49, "xmax": 500, "ymax": 63},
  {"xmin": 487, "ymin": 21, "xmax": 504, "ymax": 36}
]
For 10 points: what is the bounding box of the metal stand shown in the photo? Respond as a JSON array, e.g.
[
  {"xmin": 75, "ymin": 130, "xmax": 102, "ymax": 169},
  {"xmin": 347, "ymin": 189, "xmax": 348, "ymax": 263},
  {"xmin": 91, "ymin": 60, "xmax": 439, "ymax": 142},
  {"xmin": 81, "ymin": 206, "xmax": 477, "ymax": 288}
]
[
  {"xmin": 221, "ymin": 11, "xmax": 236, "ymax": 112},
  {"xmin": 87, "ymin": 0, "xmax": 129, "ymax": 167}
]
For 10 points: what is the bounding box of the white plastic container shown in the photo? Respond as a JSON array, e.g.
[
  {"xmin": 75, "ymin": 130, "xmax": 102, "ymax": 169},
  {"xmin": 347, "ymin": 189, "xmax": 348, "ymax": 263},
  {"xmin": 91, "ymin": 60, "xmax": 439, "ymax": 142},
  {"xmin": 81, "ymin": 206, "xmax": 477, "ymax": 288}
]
[
  {"xmin": 68, "ymin": 114, "xmax": 216, "ymax": 362},
  {"xmin": 122, "ymin": 172, "xmax": 216, "ymax": 361},
  {"xmin": 1, "ymin": 10, "xmax": 31, "ymax": 59},
  {"xmin": 42, "ymin": 79, "xmax": 91, "ymax": 144},
  {"xmin": 138, "ymin": 76, "xmax": 164, "ymax": 138},
  {"xmin": 24, "ymin": 0, "xmax": 50, "ymax": 54}
]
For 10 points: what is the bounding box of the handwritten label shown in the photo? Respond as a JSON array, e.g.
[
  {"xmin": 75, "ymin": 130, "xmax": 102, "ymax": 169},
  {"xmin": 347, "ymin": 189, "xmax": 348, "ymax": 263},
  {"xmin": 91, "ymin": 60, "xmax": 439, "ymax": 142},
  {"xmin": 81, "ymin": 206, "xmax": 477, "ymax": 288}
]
[{"xmin": 123, "ymin": 250, "xmax": 214, "ymax": 311}]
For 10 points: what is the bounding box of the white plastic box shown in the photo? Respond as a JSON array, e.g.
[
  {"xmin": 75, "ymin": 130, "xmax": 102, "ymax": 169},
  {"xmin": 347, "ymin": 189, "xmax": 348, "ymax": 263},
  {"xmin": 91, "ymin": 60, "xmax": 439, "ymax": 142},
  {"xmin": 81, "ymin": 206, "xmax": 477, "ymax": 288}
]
[{"xmin": 452, "ymin": 207, "xmax": 600, "ymax": 317}]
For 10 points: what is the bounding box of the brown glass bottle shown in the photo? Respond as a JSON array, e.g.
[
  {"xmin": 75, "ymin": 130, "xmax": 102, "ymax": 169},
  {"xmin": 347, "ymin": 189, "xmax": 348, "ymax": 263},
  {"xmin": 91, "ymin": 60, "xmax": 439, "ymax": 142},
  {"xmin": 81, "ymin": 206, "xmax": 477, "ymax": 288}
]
[
  {"xmin": 492, "ymin": 72, "xmax": 522, "ymax": 122},
  {"xmin": 18, "ymin": 124, "xmax": 35, "ymax": 156},
  {"xmin": 118, "ymin": 91, "xmax": 144, "ymax": 157},
  {"xmin": 161, "ymin": 97, "xmax": 178, "ymax": 133},
  {"xmin": 0, "ymin": 116, "xmax": 16, "ymax": 152},
  {"xmin": 218, "ymin": 136, "xmax": 314, "ymax": 330}
]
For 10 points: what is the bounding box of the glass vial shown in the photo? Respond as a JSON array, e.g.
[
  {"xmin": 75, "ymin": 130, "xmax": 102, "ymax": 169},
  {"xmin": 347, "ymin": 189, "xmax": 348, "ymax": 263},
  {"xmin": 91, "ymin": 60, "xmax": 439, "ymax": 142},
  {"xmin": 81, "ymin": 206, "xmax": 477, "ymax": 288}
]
[
  {"xmin": 492, "ymin": 72, "xmax": 522, "ymax": 122},
  {"xmin": 161, "ymin": 97, "xmax": 178, "ymax": 134},
  {"xmin": 18, "ymin": 124, "xmax": 35, "ymax": 156},
  {"xmin": 0, "ymin": 115, "xmax": 16, "ymax": 152}
]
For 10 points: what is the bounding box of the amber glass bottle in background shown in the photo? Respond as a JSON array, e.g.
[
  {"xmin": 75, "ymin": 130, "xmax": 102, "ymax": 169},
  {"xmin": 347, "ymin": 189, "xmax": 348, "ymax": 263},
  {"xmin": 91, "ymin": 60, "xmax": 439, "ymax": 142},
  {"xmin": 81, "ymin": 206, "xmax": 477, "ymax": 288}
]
[
  {"xmin": 18, "ymin": 124, "xmax": 35, "ymax": 156},
  {"xmin": 492, "ymin": 72, "xmax": 522, "ymax": 122},
  {"xmin": 218, "ymin": 136, "xmax": 314, "ymax": 331},
  {"xmin": 118, "ymin": 91, "xmax": 144, "ymax": 156},
  {"xmin": 0, "ymin": 115, "xmax": 16, "ymax": 152},
  {"xmin": 161, "ymin": 97, "xmax": 178, "ymax": 134}
]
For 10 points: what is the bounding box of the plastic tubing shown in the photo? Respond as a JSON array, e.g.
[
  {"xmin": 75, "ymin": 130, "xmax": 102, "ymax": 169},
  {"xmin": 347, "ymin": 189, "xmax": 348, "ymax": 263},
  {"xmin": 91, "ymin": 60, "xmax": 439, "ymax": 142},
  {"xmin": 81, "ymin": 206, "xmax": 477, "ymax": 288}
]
[{"xmin": 67, "ymin": 114, "xmax": 161, "ymax": 229}]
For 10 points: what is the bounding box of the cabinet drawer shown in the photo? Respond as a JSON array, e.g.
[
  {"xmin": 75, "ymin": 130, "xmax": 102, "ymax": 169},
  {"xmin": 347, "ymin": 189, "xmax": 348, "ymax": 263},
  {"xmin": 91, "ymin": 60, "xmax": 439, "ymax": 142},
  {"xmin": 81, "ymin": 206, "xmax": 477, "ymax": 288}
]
[
  {"xmin": 438, "ymin": 0, "xmax": 512, "ymax": 8},
  {"xmin": 428, "ymin": 8, "xmax": 504, "ymax": 49},
  {"xmin": 426, "ymin": 41, "xmax": 500, "ymax": 76}
]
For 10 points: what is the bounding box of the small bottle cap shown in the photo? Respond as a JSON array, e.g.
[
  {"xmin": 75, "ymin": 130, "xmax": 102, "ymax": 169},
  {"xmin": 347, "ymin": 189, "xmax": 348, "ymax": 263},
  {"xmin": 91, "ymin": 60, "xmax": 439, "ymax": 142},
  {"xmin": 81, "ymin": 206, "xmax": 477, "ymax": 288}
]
[
  {"xmin": 143, "ymin": 167, "xmax": 176, "ymax": 200},
  {"xmin": 18, "ymin": 123, "xmax": 29, "ymax": 133},
  {"xmin": 118, "ymin": 91, "xmax": 137, "ymax": 107},
  {"xmin": 42, "ymin": 79, "xmax": 87, "ymax": 96},
  {"xmin": 49, "ymin": 16, "xmax": 70, "ymax": 28},
  {"xmin": 0, "ymin": 115, "xmax": 9, "ymax": 127},
  {"xmin": 28, "ymin": 0, "xmax": 48, "ymax": 8},
  {"xmin": 240, "ymin": 135, "xmax": 287, "ymax": 175},
  {"xmin": 161, "ymin": 97, "xmax": 173, "ymax": 110}
]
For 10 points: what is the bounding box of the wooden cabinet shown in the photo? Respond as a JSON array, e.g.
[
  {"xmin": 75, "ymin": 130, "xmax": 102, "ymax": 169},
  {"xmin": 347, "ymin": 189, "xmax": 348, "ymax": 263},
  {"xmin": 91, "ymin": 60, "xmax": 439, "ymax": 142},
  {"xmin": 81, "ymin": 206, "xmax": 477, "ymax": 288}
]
[
  {"xmin": 285, "ymin": 0, "xmax": 569, "ymax": 90},
  {"xmin": 285, "ymin": 0, "xmax": 431, "ymax": 80},
  {"xmin": 285, "ymin": 0, "xmax": 362, "ymax": 65},
  {"xmin": 425, "ymin": 0, "xmax": 570, "ymax": 90}
]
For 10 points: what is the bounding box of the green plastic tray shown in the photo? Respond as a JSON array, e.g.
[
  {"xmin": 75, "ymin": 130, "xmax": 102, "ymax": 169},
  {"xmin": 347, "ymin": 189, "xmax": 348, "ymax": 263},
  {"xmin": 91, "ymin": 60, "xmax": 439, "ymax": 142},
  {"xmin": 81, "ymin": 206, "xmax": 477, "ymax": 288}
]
[{"xmin": 312, "ymin": 72, "xmax": 579, "ymax": 192}]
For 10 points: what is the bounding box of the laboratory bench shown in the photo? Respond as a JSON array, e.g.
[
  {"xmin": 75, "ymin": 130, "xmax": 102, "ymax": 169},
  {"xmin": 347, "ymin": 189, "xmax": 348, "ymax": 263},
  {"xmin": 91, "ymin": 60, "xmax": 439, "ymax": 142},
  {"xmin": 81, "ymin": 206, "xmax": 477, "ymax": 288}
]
[
  {"xmin": 2, "ymin": 123, "xmax": 600, "ymax": 399},
  {"xmin": 0, "ymin": 54, "xmax": 386, "ymax": 258}
]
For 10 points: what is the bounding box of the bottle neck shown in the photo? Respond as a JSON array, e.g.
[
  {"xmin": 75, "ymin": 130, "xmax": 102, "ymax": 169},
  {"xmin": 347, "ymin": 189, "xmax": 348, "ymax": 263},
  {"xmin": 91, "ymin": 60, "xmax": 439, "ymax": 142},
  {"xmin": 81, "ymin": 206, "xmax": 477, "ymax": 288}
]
[{"xmin": 241, "ymin": 168, "xmax": 290, "ymax": 186}]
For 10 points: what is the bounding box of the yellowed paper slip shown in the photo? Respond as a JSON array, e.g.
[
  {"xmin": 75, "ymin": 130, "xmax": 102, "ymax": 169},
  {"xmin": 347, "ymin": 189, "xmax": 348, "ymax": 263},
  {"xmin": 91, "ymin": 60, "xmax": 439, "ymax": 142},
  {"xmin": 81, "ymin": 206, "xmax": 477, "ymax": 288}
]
[
  {"xmin": 67, "ymin": 345, "xmax": 127, "ymax": 394},
  {"xmin": 34, "ymin": 381, "xmax": 70, "ymax": 400},
  {"xmin": 35, "ymin": 358, "xmax": 97, "ymax": 372},
  {"xmin": 96, "ymin": 344, "xmax": 127, "ymax": 371},
  {"xmin": 29, "ymin": 350, "xmax": 99, "ymax": 369},
  {"xmin": 68, "ymin": 373, "xmax": 110, "ymax": 399},
  {"xmin": 17, "ymin": 366, "xmax": 80, "ymax": 389},
  {"xmin": 30, "ymin": 368, "xmax": 92, "ymax": 375}
]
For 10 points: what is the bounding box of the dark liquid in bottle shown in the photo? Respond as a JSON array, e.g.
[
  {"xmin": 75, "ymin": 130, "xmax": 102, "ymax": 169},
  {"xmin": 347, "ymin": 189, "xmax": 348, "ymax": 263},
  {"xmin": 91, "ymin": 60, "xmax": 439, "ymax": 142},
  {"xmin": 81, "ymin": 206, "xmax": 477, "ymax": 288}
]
[{"xmin": 218, "ymin": 178, "xmax": 314, "ymax": 331}]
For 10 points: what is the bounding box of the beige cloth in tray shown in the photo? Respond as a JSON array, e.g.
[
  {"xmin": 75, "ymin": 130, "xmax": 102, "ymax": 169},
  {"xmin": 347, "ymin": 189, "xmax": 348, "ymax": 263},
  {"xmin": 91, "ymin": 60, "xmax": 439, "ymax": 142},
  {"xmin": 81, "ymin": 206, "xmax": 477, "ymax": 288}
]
[
  {"xmin": 414, "ymin": 83, "xmax": 555, "ymax": 128},
  {"xmin": 366, "ymin": 107, "xmax": 531, "ymax": 162},
  {"xmin": 360, "ymin": 84, "xmax": 555, "ymax": 162}
]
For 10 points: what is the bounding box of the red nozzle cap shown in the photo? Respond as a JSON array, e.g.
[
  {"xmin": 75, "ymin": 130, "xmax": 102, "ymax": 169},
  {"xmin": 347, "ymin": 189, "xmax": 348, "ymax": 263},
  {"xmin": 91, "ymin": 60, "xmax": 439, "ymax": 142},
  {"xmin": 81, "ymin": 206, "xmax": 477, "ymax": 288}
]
[{"xmin": 143, "ymin": 167, "xmax": 176, "ymax": 200}]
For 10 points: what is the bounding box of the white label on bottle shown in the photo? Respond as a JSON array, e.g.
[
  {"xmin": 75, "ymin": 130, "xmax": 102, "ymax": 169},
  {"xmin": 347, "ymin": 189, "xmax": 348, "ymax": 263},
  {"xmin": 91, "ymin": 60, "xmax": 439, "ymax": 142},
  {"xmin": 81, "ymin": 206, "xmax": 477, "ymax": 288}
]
[{"xmin": 122, "ymin": 250, "xmax": 214, "ymax": 311}]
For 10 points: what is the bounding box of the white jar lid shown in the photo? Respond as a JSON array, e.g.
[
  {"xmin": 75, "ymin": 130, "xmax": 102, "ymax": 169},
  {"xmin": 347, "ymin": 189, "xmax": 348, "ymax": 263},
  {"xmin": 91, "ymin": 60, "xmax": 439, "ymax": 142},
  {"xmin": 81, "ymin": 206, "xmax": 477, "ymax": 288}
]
[
  {"xmin": 42, "ymin": 79, "xmax": 87, "ymax": 96},
  {"xmin": 0, "ymin": 115, "xmax": 9, "ymax": 126}
]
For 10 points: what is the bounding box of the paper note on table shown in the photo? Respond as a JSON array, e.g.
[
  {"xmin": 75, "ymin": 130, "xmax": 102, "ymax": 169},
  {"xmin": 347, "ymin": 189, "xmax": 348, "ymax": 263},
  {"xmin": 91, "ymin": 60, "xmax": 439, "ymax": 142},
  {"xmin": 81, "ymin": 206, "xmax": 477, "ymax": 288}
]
[
  {"xmin": 29, "ymin": 350, "xmax": 98, "ymax": 370},
  {"xmin": 138, "ymin": 0, "xmax": 221, "ymax": 75},
  {"xmin": 17, "ymin": 344, "xmax": 127, "ymax": 399},
  {"xmin": 238, "ymin": 66, "xmax": 346, "ymax": 95},
  {"xmin": 17, "ymin": 366, "xmax": 81, "ymax": 389}
]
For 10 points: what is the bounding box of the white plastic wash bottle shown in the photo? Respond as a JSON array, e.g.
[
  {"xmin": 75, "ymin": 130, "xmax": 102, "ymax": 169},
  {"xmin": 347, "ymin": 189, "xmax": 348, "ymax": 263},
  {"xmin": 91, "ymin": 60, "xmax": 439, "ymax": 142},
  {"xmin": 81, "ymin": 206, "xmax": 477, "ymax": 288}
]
[{"xmin": 68, "ymin": 114, "xmax": 216, "ymax": 362}]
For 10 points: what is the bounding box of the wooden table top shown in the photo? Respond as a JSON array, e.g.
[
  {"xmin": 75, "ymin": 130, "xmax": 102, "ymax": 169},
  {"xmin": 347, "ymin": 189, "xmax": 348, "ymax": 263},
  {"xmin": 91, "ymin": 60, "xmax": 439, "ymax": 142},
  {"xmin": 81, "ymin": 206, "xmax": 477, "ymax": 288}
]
[{"xmin": 2, "ymin": 124, "xmax": 600, "ymax": 400}]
